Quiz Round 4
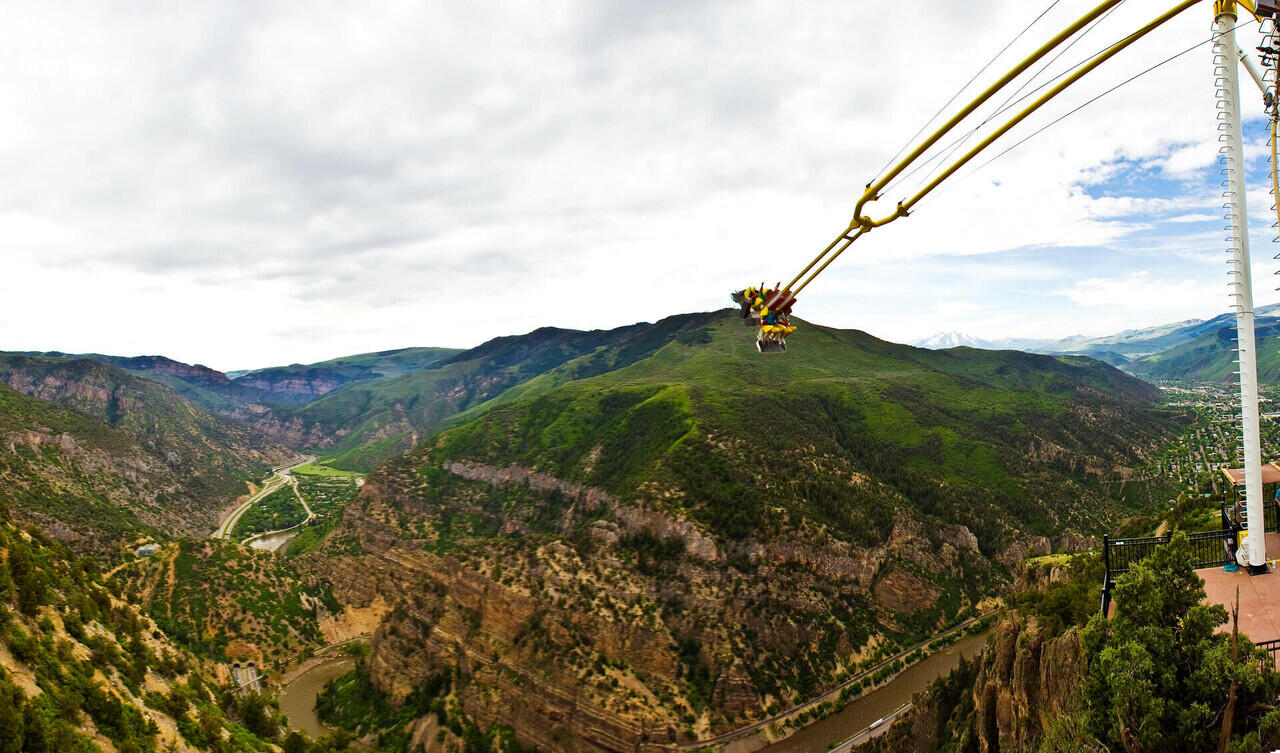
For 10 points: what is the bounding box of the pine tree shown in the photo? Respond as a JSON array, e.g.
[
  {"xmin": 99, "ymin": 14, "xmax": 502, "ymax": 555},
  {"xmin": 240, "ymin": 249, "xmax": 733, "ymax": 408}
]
[
  {"xmin": 1082, "ymin": 532, "xmax": 1280, "ymax": 752},
  {"xmin": 7, "ymin": 539, "xmax": 45, "ymax": 616},
  {"xmin": 0, "ymin": 679, "xmax": 26, "ymax": 753},
  {"xmin": 283, "ymin": 731, "xmax": 308, "ymax": 753},
  {"xmin": 0, "ymin": 557, "xmax": 14, "ymax": 602},
  {"xmin": 20, "ymin": 703, "xmax": 49, "ymax": 753}
]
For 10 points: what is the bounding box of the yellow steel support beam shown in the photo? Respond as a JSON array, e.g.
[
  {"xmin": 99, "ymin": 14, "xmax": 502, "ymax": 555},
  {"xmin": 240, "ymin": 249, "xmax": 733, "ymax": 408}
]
[
  {"xmin": 850, "ymin": 0, "xmax": 1126, "ymax": 229},
  {"xmin": 781, "ymin": 0, "xmax": 1218, "ymax": 302},
  {"xmin": 902, "ymin": 0, "xmax": 1201, "ymax": 214}
]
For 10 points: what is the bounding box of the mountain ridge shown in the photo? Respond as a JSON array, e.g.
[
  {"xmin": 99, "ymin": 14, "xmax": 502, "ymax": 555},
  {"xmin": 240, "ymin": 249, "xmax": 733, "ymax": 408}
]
[
  {"xmin": 19, "ymin": 345, "xmax": 465, "ymax": 413},
  {"xmin": 913, "ymin": 304, "xmax": 1280, "ymax": 362}
]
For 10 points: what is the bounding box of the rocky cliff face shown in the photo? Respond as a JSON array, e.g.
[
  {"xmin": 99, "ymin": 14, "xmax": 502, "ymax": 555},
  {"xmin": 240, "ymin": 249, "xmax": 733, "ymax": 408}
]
[
  {"xmin": 102, "ymin": 354, "xmax": 233, "ymax": 385},
  {"xmin": 971, "ymin": 618, "xmax": 1086, "ymax": 753},
  {"xmin": 234, "ymin": 406, "xmax": 343, "ymax": 450},
  {"xmin": 302, "ymin": 451, "xmax": 1001, "ymax": 752},
  {"xmin": 863, "ymin": 615, "xmax": 1087, "ymax": 753},
  {"xmin": 233, "ymin": 374, "xmax": 344, "ymax": 398}
]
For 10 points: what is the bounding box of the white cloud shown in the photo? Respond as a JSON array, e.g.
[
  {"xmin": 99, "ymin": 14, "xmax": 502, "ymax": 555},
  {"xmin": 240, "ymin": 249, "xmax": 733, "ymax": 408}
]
[
  {"xmin": 1061, "ymin": 272, "xmax": 1210, "ymax": 309},
  {"xmin": 1166, "ymin": 212, "xmax": 1221, "ymax": 223},
  {"xmin": 1159, "ymin": 143, "xmax": 1218, "ymax": 179},
  {"xmin": 0, "ymin": 0, "xmax": 1275, "ymax": 367}
]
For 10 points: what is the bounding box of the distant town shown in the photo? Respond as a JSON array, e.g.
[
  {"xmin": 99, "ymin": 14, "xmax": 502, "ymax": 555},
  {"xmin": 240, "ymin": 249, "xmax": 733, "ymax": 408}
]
[{"xmin": 1154, "ymin": 382, "xmax": 1280, "ymax": 498}]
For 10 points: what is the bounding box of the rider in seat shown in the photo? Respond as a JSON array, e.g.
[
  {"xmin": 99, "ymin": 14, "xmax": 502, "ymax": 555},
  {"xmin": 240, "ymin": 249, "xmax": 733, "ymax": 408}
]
[
  {"xmin": 731, "ymin": 284, "xmax": 796, "ymax": 353},
  {"xmin": 731, "ymin": 285, "xmax": 762, "ymax": 319}
]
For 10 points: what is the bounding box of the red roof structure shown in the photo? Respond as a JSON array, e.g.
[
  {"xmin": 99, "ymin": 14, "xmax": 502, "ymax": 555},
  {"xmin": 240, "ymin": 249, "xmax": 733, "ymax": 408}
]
[{"xmin": 1220, "ymin": 462, "xmax": 1280, "ymax": 486}]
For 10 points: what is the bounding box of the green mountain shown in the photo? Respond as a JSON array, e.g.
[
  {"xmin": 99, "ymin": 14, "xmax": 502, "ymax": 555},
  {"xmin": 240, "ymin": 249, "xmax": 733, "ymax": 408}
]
[
  {"xmin": 230, "ymin": 346, "xmax": 463, "ymax": 402},
  {"xmin": 282, "ymin": 314, "xmax": 719, "ymax": 470},
  {"xmin": 28, "ymin": 353, "xmax": 272, "ymax": 416},
  {"xmin": 1052, "ymin": 307, "xmax": 1275, "ymax": 359},
  {"xmin": 1126, "ymin": 322, "xmax": 1280, "ymax": 383},
  {"xmin": 26, "ymin": 346, "xmax": 463, "ymax": 415},
  {"xmin": 917, "ymin": 305, "xmax": 1280, "ymax": 366},
  {"xmin": 302, "ymin": 313, "xmax": 1178, "ymax": 750},
  {"xmin": 0, "ymin": 355, "xmax": 292, "ymax": 550}
]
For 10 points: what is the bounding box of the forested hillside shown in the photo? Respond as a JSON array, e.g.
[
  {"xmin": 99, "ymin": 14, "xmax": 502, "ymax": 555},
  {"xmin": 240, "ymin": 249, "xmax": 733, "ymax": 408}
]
[
  {"xmin": 1127, "ymin": 322, "xmax": 1280, "ymax": 383},
  {"xmin": 0, "ymin": 515, "xmax": 309, "ymax": 753}
]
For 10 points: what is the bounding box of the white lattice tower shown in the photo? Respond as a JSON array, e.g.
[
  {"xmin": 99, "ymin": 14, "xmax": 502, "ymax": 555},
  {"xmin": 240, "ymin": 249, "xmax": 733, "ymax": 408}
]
[
  {"xmin": 1215, "ymin": 7, "xmax": 1266, "ymax": 567},
  {"xmin": 1265, "ymin": 16, "xmax": 1280, "ymax": 284}
]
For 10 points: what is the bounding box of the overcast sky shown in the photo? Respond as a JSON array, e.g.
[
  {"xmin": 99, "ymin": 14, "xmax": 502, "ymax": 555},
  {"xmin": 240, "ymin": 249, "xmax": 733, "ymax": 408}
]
[{"xmin": 1, "ymin": 0, "xmax": 1277, "ymax": 370}]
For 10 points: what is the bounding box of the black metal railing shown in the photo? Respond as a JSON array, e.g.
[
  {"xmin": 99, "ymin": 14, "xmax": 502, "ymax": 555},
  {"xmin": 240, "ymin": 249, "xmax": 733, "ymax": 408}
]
[
  {"xmin": 1100, "ymin": 529, "xmax": 1235, "ymax": 616},
  {"xmin": 1103, "ymin": 530, "xmax": 1234, "ymax": 578},
  {"xmin": 1256, "ymin": 638, "xmax": 1280, "ymax": 669},
  {"xmin": 1224, "ymin": 497, "xmax": 1279, "ymax": 533},
  {"xmin": 1099, "ymin": 499, "xmax": 1280, "ymax": 617},
  {"xmin": 1188, "ymin": 528, "xmax": 1237, "ymax": 568}
]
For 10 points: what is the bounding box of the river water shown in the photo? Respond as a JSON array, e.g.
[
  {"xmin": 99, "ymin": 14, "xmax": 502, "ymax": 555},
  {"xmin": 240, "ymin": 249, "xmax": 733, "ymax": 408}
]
[
  {"xmin": 245, "ymin": 528, "xmax": 300, "ymax": 552},
  {"xmin": 278, "ymin": 657, "xmax": 356, "ymax": 738},
  {"xmin": 276, "ymin": 632, "xmax": 988, "ymax": 749},
  {"xmin": 756, "ymin": 631, "xmax": 990, "ymax": 753}
]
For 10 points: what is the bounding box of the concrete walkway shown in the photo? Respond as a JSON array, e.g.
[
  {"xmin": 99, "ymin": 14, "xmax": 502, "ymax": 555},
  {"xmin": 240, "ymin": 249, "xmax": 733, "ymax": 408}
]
[{"xmin": 1199, "ymin": 531, "xmax": 1280, "ymax": 647}]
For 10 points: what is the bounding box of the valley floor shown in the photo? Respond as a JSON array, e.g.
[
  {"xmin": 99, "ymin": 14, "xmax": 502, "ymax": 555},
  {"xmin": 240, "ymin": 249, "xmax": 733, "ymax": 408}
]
[{"xmin": 211, "ymin": 455, "xmax": 314, "ymax": 540}]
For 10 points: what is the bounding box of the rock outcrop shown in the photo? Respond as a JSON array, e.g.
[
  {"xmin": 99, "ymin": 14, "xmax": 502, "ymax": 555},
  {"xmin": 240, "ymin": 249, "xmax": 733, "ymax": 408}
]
[
  {"xmin": 972, "ymin": 618, "xmax": 1085, "ymax": 753},
  {"xmin": 302, "ymin": 451, "xmax": 1001, "ymax": 753},
  {"xmin": 863, "ymin": 615, "xmax": 1087, "ymax": 753}
]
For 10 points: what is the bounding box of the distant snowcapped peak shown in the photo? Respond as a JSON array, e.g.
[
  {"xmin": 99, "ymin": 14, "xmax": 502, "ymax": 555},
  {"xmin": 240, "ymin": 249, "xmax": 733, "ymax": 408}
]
[{"xmin": 913, "ymin": 331, "xmax": 990, "ymax": 349}]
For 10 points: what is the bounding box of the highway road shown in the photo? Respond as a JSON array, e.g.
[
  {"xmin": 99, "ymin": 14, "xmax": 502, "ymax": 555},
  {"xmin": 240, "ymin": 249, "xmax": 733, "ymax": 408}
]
[
  {"xmin": 828, "ymin": 704, "xmax": 910, "ymax": 753},
  {"xmin": 212, "ymin": 456, "xmax": 314, "ymax": 540},
  {"xmin": 238, "ymin": 472, "xmax": 320, "ymax": 549},
  {"xmin": 291, "ymin": 476, "xmax": 315, "ymax": 524},
  {"xmin": 677, "ymin": 612, "xmax": 995, "ymax": 750}
]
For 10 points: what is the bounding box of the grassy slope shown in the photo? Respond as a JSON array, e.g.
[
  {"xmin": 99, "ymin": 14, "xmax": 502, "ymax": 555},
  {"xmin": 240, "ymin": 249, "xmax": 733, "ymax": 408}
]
[
  {"xmin": 293, "ymin": 313, "xmax": 721, "ymax": 470},
  {"xmin": 422, "ymin": 318, "xmax": 1169, "ymax": 545},
  {"xmin": 238, "ymin": 346, "xmax": 464, "ymax": 383},
  {"xmin": 1127, "ymin": 323, "xmax": 1280, "ymax": 383}
]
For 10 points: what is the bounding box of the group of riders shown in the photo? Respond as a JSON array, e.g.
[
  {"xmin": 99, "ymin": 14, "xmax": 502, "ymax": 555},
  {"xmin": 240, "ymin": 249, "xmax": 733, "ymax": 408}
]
[{"xmin": 731, "ymin": 284, "xmax": 797, "ymax": 352}]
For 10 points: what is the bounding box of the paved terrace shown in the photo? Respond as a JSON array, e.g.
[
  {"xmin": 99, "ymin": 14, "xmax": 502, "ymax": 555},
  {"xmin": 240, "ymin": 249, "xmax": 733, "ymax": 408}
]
[{"xmin": 1199, "ymin": 531, "xmax": 1280, "ymax": 646}]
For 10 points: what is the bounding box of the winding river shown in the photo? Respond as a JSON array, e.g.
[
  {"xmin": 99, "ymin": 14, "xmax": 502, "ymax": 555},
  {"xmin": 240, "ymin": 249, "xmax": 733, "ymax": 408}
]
[
  {"xmin": 278, "ymin": 656, "xmax": 355, "ymax": 739},
  {"xmin": 244, "ymin": 528, "xmax": 300, "ymax": 552},
  {"xmin": 276, "ymin": 632, "xmax": 989, "ymax": 748},
  {"xmin": 755, "ymin": 631, "xmax": 990, "ymax": 753}
]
